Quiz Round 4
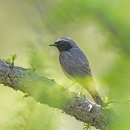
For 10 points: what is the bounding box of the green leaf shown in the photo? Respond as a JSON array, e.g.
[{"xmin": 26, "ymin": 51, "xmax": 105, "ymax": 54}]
[
  {"xmin": 6, "ymin": 53, "xmax": 17, "ymax": 66},
  {"xmin": 83, "ymin": 123, "xmax": 90, "ymax": 130}
]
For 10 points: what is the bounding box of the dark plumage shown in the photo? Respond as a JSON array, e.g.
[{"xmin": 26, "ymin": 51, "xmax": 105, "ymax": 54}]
[{"xmin": 49, "ymin": 37, "xmax": 105, "ymax": 106}]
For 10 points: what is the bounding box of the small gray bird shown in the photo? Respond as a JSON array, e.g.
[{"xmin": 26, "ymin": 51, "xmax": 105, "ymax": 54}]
[{"xmin": 49, "ymin": 37, "xmax": 105, "ymax": 106}]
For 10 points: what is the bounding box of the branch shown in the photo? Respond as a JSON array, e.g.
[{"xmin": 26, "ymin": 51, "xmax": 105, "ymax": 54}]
[{"xmin": 0, "ymin": 59, "xmax": 111, "ymax": 129}]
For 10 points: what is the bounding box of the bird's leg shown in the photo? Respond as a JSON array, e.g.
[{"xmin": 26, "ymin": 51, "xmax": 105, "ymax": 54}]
[
  {"xmin": 65, "ymin": 81, "xmax": 76, "ymax": 90},
  {"xmin": 80, "ymin": 87, "xmax": 83, "ymax": 96}
]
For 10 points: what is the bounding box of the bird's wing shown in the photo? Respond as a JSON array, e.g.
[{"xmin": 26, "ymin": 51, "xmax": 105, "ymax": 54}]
[
  {"xmin": 59, "ymin": 50, "xmax": 92, "ymax": 78},
  {"xmin": 63, "ymin": 64, "xmax": 92, "ymax": 78}
]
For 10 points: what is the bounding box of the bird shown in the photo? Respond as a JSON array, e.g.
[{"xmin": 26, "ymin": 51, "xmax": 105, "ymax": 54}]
[{"xmin": 49, "ymin": 37, "xmax": 105, "ymax": 106}]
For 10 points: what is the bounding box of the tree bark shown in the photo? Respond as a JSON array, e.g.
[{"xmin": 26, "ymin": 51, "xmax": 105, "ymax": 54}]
[{"xmin": 0, "ymin": 59, "xmax": 111, "ymax": 129}]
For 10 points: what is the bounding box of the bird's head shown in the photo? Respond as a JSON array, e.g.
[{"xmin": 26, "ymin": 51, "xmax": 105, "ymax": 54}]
[{"xmin": 49, "ymin": 37, "xmax": 77, "ymax": 52}]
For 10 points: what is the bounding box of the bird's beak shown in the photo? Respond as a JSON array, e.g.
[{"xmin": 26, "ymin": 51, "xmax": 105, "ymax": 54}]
[{"xmin": 49, "ymin": 43, "xmax": 56, "ymax": 47}]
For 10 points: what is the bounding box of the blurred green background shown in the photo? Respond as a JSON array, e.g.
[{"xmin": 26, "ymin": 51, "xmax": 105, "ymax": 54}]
[{"xmin": 0, "ymin": 0, "xmax": 130, "ymax": 130}]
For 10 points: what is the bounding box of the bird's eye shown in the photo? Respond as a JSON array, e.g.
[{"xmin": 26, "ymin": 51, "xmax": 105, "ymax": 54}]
[{"xmin": 60, "ymin": 41, "xmax": 65, "ymax": 46}]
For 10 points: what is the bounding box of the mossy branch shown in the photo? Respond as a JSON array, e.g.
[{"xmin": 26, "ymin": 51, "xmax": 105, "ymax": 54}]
[{"xmin": 0, "ymin": 59, "xmax": 111, "ymax": 129}]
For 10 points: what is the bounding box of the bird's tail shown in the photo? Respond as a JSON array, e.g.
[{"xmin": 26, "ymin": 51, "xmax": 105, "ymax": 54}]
[
  {"xmin": 79, "ymin": 77, "xmax": 106, "ymax": 107},
  {"xmin": 86, "ymin": 85, "xmax": 106, "ymax": 107}
]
